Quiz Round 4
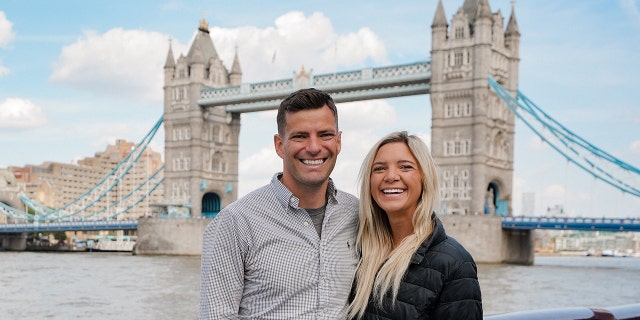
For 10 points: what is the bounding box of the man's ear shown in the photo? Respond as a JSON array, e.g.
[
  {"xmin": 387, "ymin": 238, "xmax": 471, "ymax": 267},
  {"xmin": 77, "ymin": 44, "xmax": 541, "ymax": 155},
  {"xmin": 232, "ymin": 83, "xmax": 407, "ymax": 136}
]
[
  {"xmin": 274, "ymin": 134, "xmax": 284, "ymax": 159},
  {"xmin": 336, "ymin": 131, "xmax": 342, "ymax": 155}
]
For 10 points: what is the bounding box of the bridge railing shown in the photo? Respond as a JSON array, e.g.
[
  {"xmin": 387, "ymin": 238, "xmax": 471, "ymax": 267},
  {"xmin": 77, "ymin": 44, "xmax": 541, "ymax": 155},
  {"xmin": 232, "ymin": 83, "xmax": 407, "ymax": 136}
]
[
  {"xmin": 0, "ymin": 220, "xmax": 138, "ymax": 232},
  {"xmin": 198, "ymin": 61, "xmax": 431, "ymax": 111},
  {"xmin": 484, "ymin": 303, "xmax": 640, "ymax": 320},
  {"xmin": 502, "ymin": 216, "xmax": 640, "ymax": 231}
]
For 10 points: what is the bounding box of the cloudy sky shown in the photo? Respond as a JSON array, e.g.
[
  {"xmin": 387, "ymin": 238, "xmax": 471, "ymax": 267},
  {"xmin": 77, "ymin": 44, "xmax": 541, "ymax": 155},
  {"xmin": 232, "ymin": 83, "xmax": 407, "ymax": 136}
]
[{"xmin": 1, "ymin": 0, "xmax": 639, "ymax": 218}]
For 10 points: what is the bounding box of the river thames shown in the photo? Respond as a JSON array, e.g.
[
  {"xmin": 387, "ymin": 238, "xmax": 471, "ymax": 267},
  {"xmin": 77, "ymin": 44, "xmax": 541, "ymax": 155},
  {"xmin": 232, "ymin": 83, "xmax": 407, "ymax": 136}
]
[{"xmin": 0, "ymin": 252, "xmax": 638, "ymax": 319}]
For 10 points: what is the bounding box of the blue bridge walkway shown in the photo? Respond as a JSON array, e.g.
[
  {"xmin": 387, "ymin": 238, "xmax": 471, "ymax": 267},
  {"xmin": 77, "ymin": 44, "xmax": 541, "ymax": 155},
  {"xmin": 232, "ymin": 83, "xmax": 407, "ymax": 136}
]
[
  {"xmin": 1, "ymin": 216, "xmax": 639, "ymax": 233},
  {"xmin": 0, "ymin": 220, "xmax": 138, "ymax": 233},
  {"xmin": 502, "ymin": 216, "xmax": 640, "ymax": 232}
]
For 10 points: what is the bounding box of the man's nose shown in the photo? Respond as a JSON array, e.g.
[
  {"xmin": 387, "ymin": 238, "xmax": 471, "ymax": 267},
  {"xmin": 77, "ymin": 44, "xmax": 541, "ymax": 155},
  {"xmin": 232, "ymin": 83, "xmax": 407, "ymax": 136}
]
[{"xmin": 306, "ymin": 135, "xmax": 322, "ymax": 154}]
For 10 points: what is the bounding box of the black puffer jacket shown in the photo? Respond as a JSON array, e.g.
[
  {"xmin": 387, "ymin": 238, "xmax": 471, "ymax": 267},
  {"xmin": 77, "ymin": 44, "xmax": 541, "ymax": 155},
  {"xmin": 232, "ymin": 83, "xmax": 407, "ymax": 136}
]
[{"xmin": 354, "ymin": 214, "xmax": 483, "ymax": 319}]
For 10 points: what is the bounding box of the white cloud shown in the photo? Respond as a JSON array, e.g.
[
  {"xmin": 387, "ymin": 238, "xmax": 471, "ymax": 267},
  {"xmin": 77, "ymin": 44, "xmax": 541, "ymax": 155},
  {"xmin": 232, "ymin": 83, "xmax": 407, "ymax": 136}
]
[
  {"xmin": 630, "ymin": 140, "xmax": 640, "ymax": 155},
  {"xmin": 238, "ymin": 147, "xmax": 282, "ymax": 195},
  {"xmin": 0, "ymin": 98, "xmax": 47, "ymax": 129},
  {"xmin": 48, "ymin": 11, "xmax": 387, "ymax": 107},
  {"xmin": 339, "ymin": 100, "xmax": 397, "ymax": 130},
  {"xmin": 0, "ymin": 59, "xmax": 8, "ymax": 77},
  {"xmin": 50, "ymin": 28, "xmax": 187, "ymax": 103},
  {"xmin": 0, "ymin": 12, "xmax": 15, "ymax": 47},
  {"xmin": 0, "ymin": 12, "xmax": 14, "ymax": 77},
  {"xmin": 527, "ymin": 135, "xmax": 546, "ymax": 150},
  {"xmin": 620, "ymin": 0, "xmax": 640, "ymax": 23},
  {"xmin": 542, "ymin": 184, "xmax": 566, "ymax": 200},
  {"xmin": 209, "ymin": 11, "xmax": 387, "ymax": 82}
]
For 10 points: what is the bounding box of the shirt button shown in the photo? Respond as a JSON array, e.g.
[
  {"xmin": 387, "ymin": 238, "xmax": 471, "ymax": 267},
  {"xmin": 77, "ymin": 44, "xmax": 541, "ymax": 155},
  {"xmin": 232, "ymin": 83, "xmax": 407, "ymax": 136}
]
[{"xmin": 303, "ymin": 221, "xmax": 310, "ymax": 226}]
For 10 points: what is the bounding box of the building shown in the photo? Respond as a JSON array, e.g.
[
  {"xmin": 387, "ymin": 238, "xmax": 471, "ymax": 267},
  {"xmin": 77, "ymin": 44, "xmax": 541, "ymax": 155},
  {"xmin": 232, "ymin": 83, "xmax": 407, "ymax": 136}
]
[
  {"xmin": 10, "ymin": 139, "xmax": 164, "ymax": 220},
  {"xmin": 430, "ymin": 0, "xmax": 520, "ymax": 215},
  {"xmin": 162, "ymin": 18, "xmax": 242, "ymax": 218}
]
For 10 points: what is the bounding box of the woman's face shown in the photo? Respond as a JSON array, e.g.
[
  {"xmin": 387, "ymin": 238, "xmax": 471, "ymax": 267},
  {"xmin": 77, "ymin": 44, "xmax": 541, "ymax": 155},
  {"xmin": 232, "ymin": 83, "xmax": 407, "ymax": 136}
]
[{"xmin": 370, "ymin": 142, "xmax": 423, "ymax": 220}]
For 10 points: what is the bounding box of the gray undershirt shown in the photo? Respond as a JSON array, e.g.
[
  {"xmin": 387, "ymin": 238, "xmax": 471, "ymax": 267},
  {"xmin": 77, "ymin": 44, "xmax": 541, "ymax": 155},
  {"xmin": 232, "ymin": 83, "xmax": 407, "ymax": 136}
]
[{"xmin": 305, "ymin": 205, "xmax": 326, "ymax": 237}]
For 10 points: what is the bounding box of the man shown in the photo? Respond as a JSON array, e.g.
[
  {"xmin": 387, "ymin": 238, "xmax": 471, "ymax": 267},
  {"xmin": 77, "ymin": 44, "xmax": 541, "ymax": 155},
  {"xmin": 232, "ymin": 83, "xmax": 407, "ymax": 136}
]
[{"xmin": 200, "ymin": 88, "xmax": 359, "ymax": 319}]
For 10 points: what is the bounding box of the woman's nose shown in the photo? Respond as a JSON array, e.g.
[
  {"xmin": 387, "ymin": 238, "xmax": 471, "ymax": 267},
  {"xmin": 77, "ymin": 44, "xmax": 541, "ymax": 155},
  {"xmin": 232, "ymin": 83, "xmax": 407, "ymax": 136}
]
[{"xmin": 384, "ymin": 169, "xmax": 399, "ymax": 182}]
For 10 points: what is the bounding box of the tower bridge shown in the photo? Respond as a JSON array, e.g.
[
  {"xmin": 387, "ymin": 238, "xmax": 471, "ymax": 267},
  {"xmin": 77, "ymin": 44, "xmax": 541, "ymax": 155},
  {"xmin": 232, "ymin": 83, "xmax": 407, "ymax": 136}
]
[
  {"xmin": 161, "ymin": 0, "xmax": 520, "ymax": 221},
  {"xmin": 2, "ymin": 0, "xmax": 639, "ymax": 264}
]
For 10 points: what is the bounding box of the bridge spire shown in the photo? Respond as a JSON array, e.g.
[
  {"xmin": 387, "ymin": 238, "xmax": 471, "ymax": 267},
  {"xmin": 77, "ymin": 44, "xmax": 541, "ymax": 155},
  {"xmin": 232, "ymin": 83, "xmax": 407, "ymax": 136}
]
[{"xmin": 432, "ymin": 0, "xmax": 448, "ymax": 28}]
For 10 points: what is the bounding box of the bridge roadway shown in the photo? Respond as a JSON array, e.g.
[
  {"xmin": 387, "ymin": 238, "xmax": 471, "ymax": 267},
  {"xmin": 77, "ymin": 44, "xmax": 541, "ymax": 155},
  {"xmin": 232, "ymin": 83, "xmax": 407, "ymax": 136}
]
[
  {"xmin": 502, "ymin": 216, "xmax": 640, "ymax": 232},
  {"xmin": 0, "ymin": 220, "xmax": 137, "ymax": 233},
  {"xmin": 1, "ymin": 216, "xmax": 638, "ymax": 233}
]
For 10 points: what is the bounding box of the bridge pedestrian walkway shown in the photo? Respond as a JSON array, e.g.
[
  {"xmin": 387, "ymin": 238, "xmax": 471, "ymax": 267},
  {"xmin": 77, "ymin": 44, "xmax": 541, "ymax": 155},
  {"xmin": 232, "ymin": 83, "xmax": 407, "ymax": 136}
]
[{"xmin": 2, "ymin": 216, "xmax": 639, "ymax": 233}]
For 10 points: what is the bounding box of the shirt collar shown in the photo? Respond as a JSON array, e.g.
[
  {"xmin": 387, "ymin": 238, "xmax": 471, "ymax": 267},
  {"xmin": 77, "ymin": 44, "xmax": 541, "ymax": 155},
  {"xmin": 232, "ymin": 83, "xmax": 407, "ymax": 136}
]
[{"xmin": 270, "ymin": 172, "xmax": 338, "ymax": 211}]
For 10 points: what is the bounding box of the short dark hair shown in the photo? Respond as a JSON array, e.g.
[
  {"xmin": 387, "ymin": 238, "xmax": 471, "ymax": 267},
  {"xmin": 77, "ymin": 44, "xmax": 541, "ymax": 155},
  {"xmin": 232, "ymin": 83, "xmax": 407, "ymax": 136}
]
[{"xmin": 276, "ymin": 88, "xmax": 338, "ymax": 136}]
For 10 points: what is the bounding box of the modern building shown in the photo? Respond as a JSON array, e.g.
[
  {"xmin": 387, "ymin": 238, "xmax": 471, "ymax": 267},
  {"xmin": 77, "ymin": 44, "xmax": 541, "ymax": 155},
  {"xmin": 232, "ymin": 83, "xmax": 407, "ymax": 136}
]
[{"xmin": 10, "ymin": 139, "xmax": 164, "ymax": 220}]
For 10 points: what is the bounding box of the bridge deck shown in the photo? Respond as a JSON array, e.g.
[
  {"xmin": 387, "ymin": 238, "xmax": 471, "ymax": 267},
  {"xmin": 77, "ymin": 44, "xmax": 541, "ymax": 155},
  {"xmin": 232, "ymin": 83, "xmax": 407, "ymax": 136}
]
[
  {"xmin": 198, "ymin": 61, "xmax": 431, "ymax": 112},
  {"xmin": 502, "ymin": 216, "xmax": 640, "ymax": 231},
  {"xmin": 0, "ymin": 220, "xmax": 138, "ymax": 232},
  {"xmin": 2, "ymin": 216, "xmax": 639, "ymax": 233}
]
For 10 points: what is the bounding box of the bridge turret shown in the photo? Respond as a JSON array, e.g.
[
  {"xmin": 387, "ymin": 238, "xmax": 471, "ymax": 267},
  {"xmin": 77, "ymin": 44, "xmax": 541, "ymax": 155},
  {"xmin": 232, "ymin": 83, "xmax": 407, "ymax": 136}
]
[
  {"xmin": 430, "ymin": 0, "xmax": 518, "ymax": 216},
  {"xmin": 505, "ymin": 3, "xmax": 521, "ymax": 92},
  {"xmin": 431, "ymin": 0, "xmax": 448, "ymax": 45},
  {"xmin": 162, "ymin": 18, "xmax": 241, "ymax": 219},
  {"xmin": 229, "ymin": 47, "xmax": 242, "ymax": 86},
  {"xmin": 163, "ymin": 40, "xmax": 176, "ymax": 86}
]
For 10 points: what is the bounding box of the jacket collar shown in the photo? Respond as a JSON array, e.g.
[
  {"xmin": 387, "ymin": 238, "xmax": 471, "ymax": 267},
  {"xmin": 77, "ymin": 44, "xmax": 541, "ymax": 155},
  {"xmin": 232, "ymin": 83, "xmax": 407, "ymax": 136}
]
[{"xmin": 410, "ymin": 213, "xmax": 447, "ymax": 264}]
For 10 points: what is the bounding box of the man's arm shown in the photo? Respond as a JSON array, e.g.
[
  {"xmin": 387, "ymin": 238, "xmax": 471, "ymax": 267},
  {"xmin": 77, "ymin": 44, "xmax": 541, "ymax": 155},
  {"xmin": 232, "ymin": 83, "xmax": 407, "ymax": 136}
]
[{"xmin": 200, "ymin": 211, "xmax": 246, "ymax": 319}]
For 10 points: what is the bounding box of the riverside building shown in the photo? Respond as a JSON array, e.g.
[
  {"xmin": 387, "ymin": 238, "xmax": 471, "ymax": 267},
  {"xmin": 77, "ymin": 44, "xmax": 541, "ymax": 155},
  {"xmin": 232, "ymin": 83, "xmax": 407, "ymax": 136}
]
[{"xmin": 10, "ymin": 139, "xmax": 164, "ymax": 221}]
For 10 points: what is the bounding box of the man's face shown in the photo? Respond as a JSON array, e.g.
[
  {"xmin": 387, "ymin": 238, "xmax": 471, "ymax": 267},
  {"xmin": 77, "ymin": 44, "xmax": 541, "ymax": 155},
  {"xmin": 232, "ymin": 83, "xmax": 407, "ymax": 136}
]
[{"xmin": 274, "ymin": 105, "xmax": 342, "ymax": 193}]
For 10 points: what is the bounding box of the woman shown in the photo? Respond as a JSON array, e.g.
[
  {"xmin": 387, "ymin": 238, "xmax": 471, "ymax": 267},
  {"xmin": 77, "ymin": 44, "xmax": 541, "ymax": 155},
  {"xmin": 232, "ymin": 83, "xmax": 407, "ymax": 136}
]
[{"xmin": 347, "ymin": 131, "xmax": 482, "ymax": 319}]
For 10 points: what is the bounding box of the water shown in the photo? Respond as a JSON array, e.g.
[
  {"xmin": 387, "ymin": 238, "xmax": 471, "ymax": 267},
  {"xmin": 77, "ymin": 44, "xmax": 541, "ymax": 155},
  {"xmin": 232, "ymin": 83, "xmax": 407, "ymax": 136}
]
[{"xmin": 0, "ymin": 252, "xmax": 638, "ymax": 319}]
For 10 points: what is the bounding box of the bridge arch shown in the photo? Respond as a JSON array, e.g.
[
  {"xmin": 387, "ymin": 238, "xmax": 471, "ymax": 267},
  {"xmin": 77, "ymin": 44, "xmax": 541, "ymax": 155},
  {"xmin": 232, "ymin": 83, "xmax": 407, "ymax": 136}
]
[
  {"xmin": 201, "ymin": 192, "xmax": 221, "ymax": 218},
  {"xmin": 485, "ymin": 179, "xmax": 510, "ymax": 216}
]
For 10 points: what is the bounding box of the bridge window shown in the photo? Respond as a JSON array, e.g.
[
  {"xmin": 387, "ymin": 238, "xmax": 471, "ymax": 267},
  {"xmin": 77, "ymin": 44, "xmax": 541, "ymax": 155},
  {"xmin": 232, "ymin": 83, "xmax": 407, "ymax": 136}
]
[
  {"xmin": 172, "ymin": 127, "xmax": 191, "ymax": 141},
  {"xmin": 212, "ymin": 158, "xmax": 220, "ymax": 172},
  {"xmin": 445, "ymin": 104, "xmax": 453, "ymax": 118},
  {"xmin": 454, "ymin": 52, "xmax": 464, "ymax": 66},
  {"xmin": 454, "ymin": 104, "xmax": 462, "ymax": 117},
  {"xmin": 455, "ymin": 27, "xmax": 464, "ymax": 39},
  {"xmin": 212, "ymin": 126, "xmax": 221, "ymax": 142}
]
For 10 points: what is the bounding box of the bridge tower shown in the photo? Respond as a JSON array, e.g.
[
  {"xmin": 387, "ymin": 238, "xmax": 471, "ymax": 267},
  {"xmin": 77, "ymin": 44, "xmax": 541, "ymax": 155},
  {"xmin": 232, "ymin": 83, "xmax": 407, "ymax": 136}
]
[
  {"xmin": 162, "ymin": 18, "xmax": 242, "ymax": 218},
  {"xmin": 430, "ymin": 0, "xmax": 520, "ymax": 215}
]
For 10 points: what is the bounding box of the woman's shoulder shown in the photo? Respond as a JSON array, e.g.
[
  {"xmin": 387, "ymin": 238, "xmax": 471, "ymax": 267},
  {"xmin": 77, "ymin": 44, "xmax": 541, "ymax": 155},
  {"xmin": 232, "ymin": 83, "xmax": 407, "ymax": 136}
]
[{"xmin": 416, "ymin": 231, "xmax": 476, "ymax": 274}]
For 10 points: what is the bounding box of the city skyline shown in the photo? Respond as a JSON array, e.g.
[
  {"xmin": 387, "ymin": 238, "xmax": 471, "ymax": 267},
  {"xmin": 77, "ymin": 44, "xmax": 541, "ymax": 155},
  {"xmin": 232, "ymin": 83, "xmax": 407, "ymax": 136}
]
[{"xmin": 1, "ymin": 1, "xmax": 639, "ymax": 218}]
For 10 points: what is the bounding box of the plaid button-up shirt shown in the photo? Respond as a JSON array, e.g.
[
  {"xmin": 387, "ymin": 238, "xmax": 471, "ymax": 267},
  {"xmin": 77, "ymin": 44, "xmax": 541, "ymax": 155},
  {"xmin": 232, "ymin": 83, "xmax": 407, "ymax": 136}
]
[{"xmin": 200, "ymin": 173, "xmax": 359, "ymax": 319}]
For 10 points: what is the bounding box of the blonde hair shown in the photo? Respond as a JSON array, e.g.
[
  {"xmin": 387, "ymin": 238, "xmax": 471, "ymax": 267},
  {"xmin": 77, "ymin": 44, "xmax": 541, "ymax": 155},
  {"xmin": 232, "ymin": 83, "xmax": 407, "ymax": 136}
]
[{"xmin": 347, "ymin": 131, "xmax": 440, "ymax": 319}]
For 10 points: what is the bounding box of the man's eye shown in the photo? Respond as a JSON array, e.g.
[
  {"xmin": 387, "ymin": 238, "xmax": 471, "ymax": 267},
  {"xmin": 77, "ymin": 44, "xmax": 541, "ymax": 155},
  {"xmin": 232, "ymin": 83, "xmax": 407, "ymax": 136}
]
[{"xmin": 321, "ymin": 133, "xmax": 335, "ymax": 138}]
